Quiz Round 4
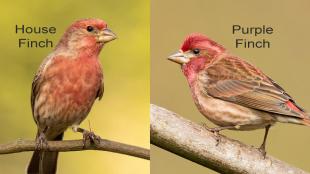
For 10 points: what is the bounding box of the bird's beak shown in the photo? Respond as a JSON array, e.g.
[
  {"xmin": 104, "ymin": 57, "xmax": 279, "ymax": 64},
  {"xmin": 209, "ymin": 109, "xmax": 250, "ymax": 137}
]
[
  {"xmin": 97, "ymin": 28, "xmax": 117, "ymax": 43},
  {"xmin": 168, "ymin": 50, "xmax": 189, "ymax": 65}
]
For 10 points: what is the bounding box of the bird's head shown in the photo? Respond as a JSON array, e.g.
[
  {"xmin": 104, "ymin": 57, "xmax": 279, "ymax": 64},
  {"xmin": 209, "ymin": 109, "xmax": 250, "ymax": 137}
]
[
  {"xmin": 56, "ymin": 18, "xmax": 117, "ymax": 54},
  {"xmin": 168, "ymin": 33, "xmax": 225, "ymax": 66}
]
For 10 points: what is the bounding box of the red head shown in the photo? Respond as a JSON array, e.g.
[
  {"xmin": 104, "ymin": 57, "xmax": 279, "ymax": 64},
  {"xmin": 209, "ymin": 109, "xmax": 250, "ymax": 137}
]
[
  {"xmin": 55, "ymin": 18, "xmax": 117, "ymax": 55},
  {"xmin": 168, "ymin": 33, "xmax": 225, "ymax": 65},
  {"xmin": 168, "ymin": 33, "xmax": 226, "ymax": 83}
]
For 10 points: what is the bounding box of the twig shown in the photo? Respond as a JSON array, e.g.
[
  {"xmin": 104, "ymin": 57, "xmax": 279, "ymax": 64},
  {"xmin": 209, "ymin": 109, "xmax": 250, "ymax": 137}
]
[
  {"xmin": 150, "ymin": 104, "xmax": 308, "ymax": 174},
  {"xmin": 0, "ymin": 138, "xmax": 149, "ymax": 160}
]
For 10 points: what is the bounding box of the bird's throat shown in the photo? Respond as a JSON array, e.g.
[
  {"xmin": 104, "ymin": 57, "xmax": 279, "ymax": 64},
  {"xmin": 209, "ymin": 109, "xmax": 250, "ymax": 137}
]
[{"xmin": 182, "ymin": 57, "xmax": 207, "ymax": 86}]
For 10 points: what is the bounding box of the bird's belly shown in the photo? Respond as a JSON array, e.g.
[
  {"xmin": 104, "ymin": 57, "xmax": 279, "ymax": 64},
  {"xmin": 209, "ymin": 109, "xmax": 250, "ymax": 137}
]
[
  {"xmin": 34, "ymin": 66, "xmax": 101, "ymax": 132},
  {"xmin": 193, "ymin": 91, "xmax": 275, "ymax": 130}
]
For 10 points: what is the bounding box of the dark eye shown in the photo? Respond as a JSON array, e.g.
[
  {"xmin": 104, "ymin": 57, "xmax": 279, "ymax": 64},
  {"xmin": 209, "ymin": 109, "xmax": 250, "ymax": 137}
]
[
  {"xmin": 193, "ymin": 48, "xmax": 200, "ymax": 55},
  {"xmin": 86, "ymin": 26, "xmax": 94, "ymax": 32}
]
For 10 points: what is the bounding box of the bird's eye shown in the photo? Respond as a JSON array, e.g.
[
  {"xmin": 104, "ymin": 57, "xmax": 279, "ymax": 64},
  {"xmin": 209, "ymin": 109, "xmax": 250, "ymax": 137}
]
[
  {"xmin": 86, "ymin": 26, "xmax": 94, "ymax": 32},
  {"xmin": 193, "ymin": 49, "xmax": 200, "ymax": 55}
]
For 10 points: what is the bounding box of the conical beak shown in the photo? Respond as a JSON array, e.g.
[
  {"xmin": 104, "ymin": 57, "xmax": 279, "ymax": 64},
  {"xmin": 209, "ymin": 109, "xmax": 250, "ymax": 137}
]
[
  {"xmin": 168, "ymin": 50, "xmax": 189, "ymax": 64},
  {"xmin": 98, "ymin": 28, "xmax": 117, "ymax": 43}
]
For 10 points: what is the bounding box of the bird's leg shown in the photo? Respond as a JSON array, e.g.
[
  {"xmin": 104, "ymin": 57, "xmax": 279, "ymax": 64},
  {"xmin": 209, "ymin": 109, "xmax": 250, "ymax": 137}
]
[
  {"xmin": 201, "ymin": 123, "xmax": 237, "ymax": 145},
  {"xmin": 72, "ymin": 125, "xmax": 101, "ymax": 148},
  {"xmin": 258, "ymin": 125, "xmax": 271, "ymax": 158},
  {"xmin": 35, "ymin": 127, "xmax": 48, "ymax": 151}
]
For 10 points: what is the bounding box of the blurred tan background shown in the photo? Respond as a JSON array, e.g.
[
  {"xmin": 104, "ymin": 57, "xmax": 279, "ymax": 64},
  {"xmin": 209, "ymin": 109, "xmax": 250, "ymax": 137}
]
[
  {"xmin": 151, "ymin": 0, "xmax": 310, "ymax": 173},
  {"xmin": 0, "ymin": 0, "xmax": 149, "ymax": 173}
]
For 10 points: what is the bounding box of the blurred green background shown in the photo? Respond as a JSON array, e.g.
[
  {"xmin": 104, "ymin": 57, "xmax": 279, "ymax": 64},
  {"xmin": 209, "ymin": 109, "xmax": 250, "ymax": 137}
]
[
  {"xmin": 0, "ymin": 0, "xmax": 149, "ymax": 173},
  {"xmin": 151, "ymin": 0, "xmax": 310, "ymax": 173}
]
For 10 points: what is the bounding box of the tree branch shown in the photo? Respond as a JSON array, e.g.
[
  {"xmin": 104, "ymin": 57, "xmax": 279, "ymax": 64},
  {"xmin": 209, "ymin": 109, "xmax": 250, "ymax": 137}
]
[
  {"xmin": 0, "ymin": 138, "xmax": 149, "ymax": 160},
  {"xmin": 151, "ymin": 104, "xmax": 308, "ymax": 174}
]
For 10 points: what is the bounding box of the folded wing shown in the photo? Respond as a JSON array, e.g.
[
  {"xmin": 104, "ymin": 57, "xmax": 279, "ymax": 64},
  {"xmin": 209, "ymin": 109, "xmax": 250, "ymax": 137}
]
[{"xmin": 199, "ymin": 55, "xmax": 306, "ymax": 118}]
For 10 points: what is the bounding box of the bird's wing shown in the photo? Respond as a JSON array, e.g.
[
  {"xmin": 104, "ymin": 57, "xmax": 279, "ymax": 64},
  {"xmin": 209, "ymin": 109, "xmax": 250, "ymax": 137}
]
[
  {"xmin": 31, "ymin": 73, "xmax": 41, "ymax": 115},
  {"xmin": 31, "ymin": 55, "xmax": 53, "ymax": 118},
  {"xmin": 96, "ymin": 82, "xmax": 104, "ymax": 100},
  {"xmin": 199, "ymin": 55, "xmax": 306, "ymax": 118},
  {"xmin": 96, "ymin": 66, "xmax": 104, "ymax": 100}
]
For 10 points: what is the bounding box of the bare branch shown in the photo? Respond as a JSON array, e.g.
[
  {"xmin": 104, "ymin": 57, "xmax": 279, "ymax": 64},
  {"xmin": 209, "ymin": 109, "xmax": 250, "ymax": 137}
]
[
  {"xmin": 151, "ymin": 104, "xmax": 308, "ymax": 174},
  {"xmin": 0, "ymin": 138, "xmax": 149, "ymax": 160}
]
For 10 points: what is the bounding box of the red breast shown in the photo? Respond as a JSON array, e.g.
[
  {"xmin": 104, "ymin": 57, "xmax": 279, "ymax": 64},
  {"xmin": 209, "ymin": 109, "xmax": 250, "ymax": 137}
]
[{"xmin": 43, "ymin": 56, "xmax": 102, "ymax": 113}]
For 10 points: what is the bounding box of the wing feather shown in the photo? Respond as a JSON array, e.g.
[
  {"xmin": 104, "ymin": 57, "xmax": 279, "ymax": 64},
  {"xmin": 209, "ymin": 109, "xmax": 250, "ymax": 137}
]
[{"xmin": 199, "ymin": 55, "xmax": 305, "ymax": 118}]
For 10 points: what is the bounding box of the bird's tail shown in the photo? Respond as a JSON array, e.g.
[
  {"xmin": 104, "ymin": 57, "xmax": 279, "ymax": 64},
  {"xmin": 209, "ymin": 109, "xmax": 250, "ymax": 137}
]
[
  {"xmin": 27, "ymin": 132, "xmax": 64, "ymax": 174},
  {"xmin": 301, "ymin": 117, "xmax": 310, "ymax": 126},
  {"xmin": 298, "ymin": 112, "xmax": 310, "ymax": 126},
  {"xmin": 274, "ymin": 113, "xmax": 310, "ymax": 127}
]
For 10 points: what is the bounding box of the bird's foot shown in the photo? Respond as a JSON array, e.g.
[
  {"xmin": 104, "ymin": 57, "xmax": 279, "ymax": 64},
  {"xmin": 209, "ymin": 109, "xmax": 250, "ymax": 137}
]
[
  {"xmin": 82, "ymin": 130, "xmax": 101, "ymax": 147},
  {"xmin": 35, "ymin": 133, "xmax": 48, "ymax": 151},
  {"xmin": 209, "ymin": 128, "xmax": 222, "ymax": 146},
  {"xmin": 257, "ymin": 145, "xmax": 267, "ymax": 159},
  {"xmin": 257, "ymin": 125, "xmax": 270, "ymax": 159},
  {"xmin": 201, "ymin": 123, "xmax": 221, "ymax": 146},
  {"xmin": 72, "ymin": 125, "xmax": 101, "ymax": 148}
]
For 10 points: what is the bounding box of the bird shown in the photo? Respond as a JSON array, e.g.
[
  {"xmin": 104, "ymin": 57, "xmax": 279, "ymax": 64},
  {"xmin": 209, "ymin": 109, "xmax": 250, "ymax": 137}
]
[
  {"xmin": 27, "ymin": 18, "xmax": 116, "ymax": 174},
  {"xmin": 168, "ymin": 33, "xmax": 310, "ymax": 157}
]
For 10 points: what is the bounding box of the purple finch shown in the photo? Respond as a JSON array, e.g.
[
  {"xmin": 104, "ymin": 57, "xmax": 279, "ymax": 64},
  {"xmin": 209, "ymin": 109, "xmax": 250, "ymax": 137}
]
[
  {"xmin": 27, "ymin": 18, "xmax": 116, "ymax": 174},
  {"xmin": 168, "ymin": 33, "xmax": 310, "ymax": 156}
]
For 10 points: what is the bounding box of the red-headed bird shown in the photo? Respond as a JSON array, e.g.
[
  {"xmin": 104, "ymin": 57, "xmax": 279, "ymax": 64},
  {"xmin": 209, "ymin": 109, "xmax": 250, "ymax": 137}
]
[
  {"xmin": 168, "ymin": 33, "xmax": 310, "ymax": 156},
  {"xmin": 27, "ymin": 19, "xmax": 116, "ymax": 174}
]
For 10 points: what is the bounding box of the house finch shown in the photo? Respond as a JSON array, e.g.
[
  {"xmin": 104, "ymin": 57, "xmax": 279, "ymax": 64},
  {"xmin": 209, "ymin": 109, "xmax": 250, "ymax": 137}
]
[
  {"xmin": 168, "ymin": 33, "xmax": 310, "ymax": 156},
  {"xmin": 27, "ymin": 18, "xmax": 116, "ymax": 174}
]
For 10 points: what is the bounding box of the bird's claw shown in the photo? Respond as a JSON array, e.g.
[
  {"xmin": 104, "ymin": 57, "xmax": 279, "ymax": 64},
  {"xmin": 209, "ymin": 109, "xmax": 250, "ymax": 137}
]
[
  {"xmin": 35, "ymin": 133, "xmax": 48, "ymax": 151},
  {"xmin": 209, "ymin": 128, "xmax": 221, "ymax": 146},
  {"xmin": 201, "ymin": 123, "xmax": 221, "ymax": 146},
  {"xmin": 258, "ymin": 146, "xmax": 267, "ymax": 159},
  {"xmin": 82, "ymin": 130, "xmax": 101, "ymax": 148}
]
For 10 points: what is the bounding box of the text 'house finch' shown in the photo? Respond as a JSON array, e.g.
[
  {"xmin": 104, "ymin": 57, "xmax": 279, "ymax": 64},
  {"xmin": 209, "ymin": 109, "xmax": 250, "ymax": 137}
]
[
  {"xmin": 168, "ymin": 33, "xmax": 310, "ymax": 156},
  {"xmin": 27, "ymin": 19, "xmax": 116, "ymax": 174}
]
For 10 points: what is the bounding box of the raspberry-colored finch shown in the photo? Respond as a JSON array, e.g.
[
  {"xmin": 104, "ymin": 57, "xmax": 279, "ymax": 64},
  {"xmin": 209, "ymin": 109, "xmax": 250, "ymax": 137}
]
[
  {"xmin": 27, "ymin": 19, "xmax": 116, "ymax": 174},
  {"xmin": 168, "ymin": 33, "xmax": 310, "ymax": 156}
]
